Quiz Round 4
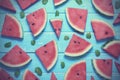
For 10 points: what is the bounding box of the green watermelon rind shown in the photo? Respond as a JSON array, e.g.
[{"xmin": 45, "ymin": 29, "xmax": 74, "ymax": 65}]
[
  {"xmin": 64, "ymin": 61, "xmax": 86, "ymax": 80},
  {"xmin": 46, "ymin": 40, "xmax": 58, "ymax": 71},
  {"xmin": 3, "ymin": 14, "xmax": 23, "ymax": 38},
  {"xmin": 92, "ymin": 0, "xmax": 114, "ymax": 16},
  {"xmin": 93, "ymin": 60, "xmax": 111, "ymax": 79},
  {"xmin": 0, "ymin": 58, "xmax": 31, "ymax": 67},
  {"xmin": 91, "ymin": 19, "xmax": 115, "ymax": 40},
  {"xmin": 32, "ymin": 8, "xmax": 47, "ymax": 37},
  {"xmin": 54, "ymin": 0, "xmax": 66, "ymax": 6},
  {"xmin": 65, "ymin": 39, "xmax": 92, "ymax": 57},
  {"xmin": 102, "ymin": 40, "xmax": 120, "ymax": 49},
  {"xmin": 66, "ymin": 8, "xmax": 85, "ymax": 33},
  {"xmin": 23, "ymin": 69, "xmax": 38, "ymax": 80}
]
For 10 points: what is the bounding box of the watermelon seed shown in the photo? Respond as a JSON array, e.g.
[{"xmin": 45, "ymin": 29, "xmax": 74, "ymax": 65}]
[
  {"xmin": 32, "ymin": 23, "xmax": 35, "ymax": 25},
  {"xmin": 9, "ymin": 28, "xmax": 12, "ymax": 31},
  {"xmin": 80, "ymin": 16, "xmax": 82, "ymax": 19},
  {"xmin": 33, "ymin": 14, "xmax": 35, "ymax": 16},
  {"xmin": 78, "ymin": 42, "xmax": 80, "ymax": 44},
  {"xmin": 74, "ymin": 41, "xmax": 77, "ymax": 43},
  {"xmin": 8, "ymin": 76, "xmax": 11, "ymax": 79},
  {"xmin": 19, "ymin": 51, "xmax": 22, "ymax": 54},
  {"xmin": 44, "ymin": 51, "xmax": 47, "ymax": 53},
  {"xmin": 35, "ymin": 78, "xmax": 38, "ymax": 80},
  {"xmin": 107, "ymin": 62, "xmax": 109, "ymax": 64},
  {"xmin": 109, "ymin": 2, "xmax": 112, "ymax": 6},
  {"xmin": 103, "ymin": 60, "xmax": 106, "ymax": 62},
  {"xmin": 77, "ymin": 73, "xmax": 80, "ymax": 76},
  {"xmin": 58, "ymin": 28, "xmax": 61, "ymax": 31},
  {"xmin": 105, "ymin": 31, "xmax": 108, "ymax": 35}
]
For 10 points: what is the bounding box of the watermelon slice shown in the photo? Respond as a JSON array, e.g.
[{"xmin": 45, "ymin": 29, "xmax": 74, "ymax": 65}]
[
  {"xmin": 0, "ymin": 45, "xmax": 31, "ymax": 67},
  {"xmin": 93, "ymin": 59, "xmax": 112, "ymax": 79},
  {"xmin": 50, "ymin": 19, "xmax": 62, "ymax": 38},
  {"xmin": 66, "ymin": 8, "xmax": 88, "ymax": 33},
  {"xmin": 0, "ymin": 68, "xmax": 14, "ymax": 80},
  {"xmin": 0, "ymin": 0, "xmax": 16, "ymax": 12},
  {"xmin": 53, "ymin": 0, "xmax": 66, "ymax": 6},
  {"xmin": 23, "ymin": 69, "xmax": 39, "ymax": 80},
  {"xmin": 92, "ymin": 0, "xmax": 114, "ymax": 16},
  {"xmin": 36, "ymin": 40, "xmax": 58, "ymax": 71},
  {"xmin": 65, "ymin": 34, "xmax": 92, "ymax": 57},
  {"xmin": 17, "ymin": 0, "xmax": 37, "ymax": 10},
  {"xmin": 1, "ymin": 14, "xmax": 23, "ymax": 39},
  {"xmin": 113, "ymin": 13, "xmax": 120, "ymax": 25},
  {"xmin": 114, "ymin": 62, "xmax": 120, "ymax": 73},
  {"xmin": 91, "ymin": 19, "xmax": 115, "ymax": 41},
  {"xmin": 64, "ymin": 61, "xmax": 86, "ymax": 80},
  {"xmin": 91, "ymin": 76, "xmax": 95, "ymax": 80},
  {"xmin": 102, "ymin": 40, "xmax": 120, "ymax": 59},
  {"xmin": 26, "ymin": 8, "xmax": 47, "ymax": 37},
  {"xmin": 50, "ymin": 72, "xmax": 57, "ymax": 80}
]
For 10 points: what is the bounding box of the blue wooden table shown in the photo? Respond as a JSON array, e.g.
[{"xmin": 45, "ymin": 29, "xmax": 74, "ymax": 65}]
[{"xmin": 0, "ymin": 0, "xmax": 120, "ymax": 80}]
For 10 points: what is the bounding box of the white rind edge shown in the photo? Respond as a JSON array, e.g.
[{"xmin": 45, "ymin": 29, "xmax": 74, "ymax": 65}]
[
  {"xmin": 0, "ymin": 57, "xmax": 31, "ymax": 67},
  {"xmin": 91, "ymin": 19, "xmax": 115, "ymax": 36},
  {"xmin": 34, "ymin": 8, "xmax": 47, "ymax": 37},
  {"xmin": 50, "ymin": 18, "xmax": 63, "ymax": 22},
  {"xmin": 6, "ymin": 14, "xmax": 23, "ymax": 38},
  {"xmin": 93, "ymin": 60, "xmax": 111, "ymax": 79},
  {"xmin": 65, "ymin": 43, "xmax": 92, "ymax": 57},
  {"xmin": 92, "ymin": 0, "xmax": 114, "ymax": 16},
  {"xmin": 103, "ymin": 40, "xmax": 120, "ymax": 49},
  {"xmin": 23, "ymin": 69, "xmax": 29, "ymax": 80},
  {"xmin": 66, "ymin": 8, "xmax": 84, "ymax": 33},
  {"xmin": 46, "ymin": 40, "xmax": 58, "ymax": 71},
  {"xmin": 64, "ymin": 60, "xmax": 86, "ymax": 80},
  {"xmin": 54, "ymin": 0, "xmax": 66, "ymax": 6}
]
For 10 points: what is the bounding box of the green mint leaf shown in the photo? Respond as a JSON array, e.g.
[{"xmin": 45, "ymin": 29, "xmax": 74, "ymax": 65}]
[
  {"xmin": 4, "ymin": 42, "xmax": 11, "ymax": 48},
  {"xmin": 75, "ymin": 0, "xmax": 82, "ymax": 5}
]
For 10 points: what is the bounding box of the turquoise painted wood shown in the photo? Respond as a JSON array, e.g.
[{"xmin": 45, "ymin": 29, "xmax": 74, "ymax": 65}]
[{"xmin": 0, "ymin": 0, "xmax": 120, "ymax": 80}]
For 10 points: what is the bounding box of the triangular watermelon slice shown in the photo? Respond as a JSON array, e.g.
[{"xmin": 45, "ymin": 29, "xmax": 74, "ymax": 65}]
[
  {"xmin": 36, "ymin": 40, "xmax": 58, "ymax": 71},
  {"xmin": 53, "ymin": 0, "xmax": 66, "ymax": 6},
  {"xmin": 65, "ymin": 34, "xmax": 92, "ymax": 57},
  {"xmin": 91, "ymin": 19, "xmax": 115, "ymax": 41},
  {"xmin": 17, "ymin": 0, "xmax": 37, "ymax": 10},
  {"xmin": 102, "ymin": 40, "xmax": 120, "ymax": 59},
  {"xmin": 23, "ymin": 69, "xmax": 39, "ymax": 80},
  {"xmin": 92, "ymin": 0, "xmax": 114, "ymax": 16},
  {"xmin": 1, "ymin": 14, "xmax": 23, "ymax": 39},
  {"xmin": 91, "ymin": 76, "xmax": 95, "ymax": 80},
  {"xmin": 0, "ymin": 68, "xmax": 14, "ymax": 80},
  {"xmin": 64, "ymin": 61, "xmax": 86, "ymax": 80},
  {"xmin": 50, "ymin": 72, "xmax": 57, "ymax": 80},
  {"xmin": 26, "ymin": 8, "xmax": 47, "ymax": 37},
  {"xmin": 114, "ymin": 62, "xmax": 120, "ymax": 73},
  {"xmin": 93, "ymin": 59, "xmax": 112, "ymax": 79},
  {"xmin": 50, "ymin": 19, "xmax": 62, "ymax": 38},
  {"xmin": 0, "ymin": 0, "xmax": 16, "ymax": 12},
  {"xmin": 113, "ymin": 13, "xmax": 120, "ymax": 25},
  {"xmin": 66, "ymin": 8, "xmax": 88, "ymax": 33},
  {"xmin": 0, "ymin": 45, "xmax": 31, "ymax": 67}
]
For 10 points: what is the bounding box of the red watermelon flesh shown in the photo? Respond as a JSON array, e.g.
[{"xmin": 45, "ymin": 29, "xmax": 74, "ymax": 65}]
[
  {"xmin": 36, "ymin": 40, "xmax": 58, "ymax": 71},
  {"xmin": 54, "ymin": 0, "xmax": 66, "ymax": 6},
  {"xmin": 66, "ymin": 8, "xmax": 88, "ymax": 33},
  {"xmin": 113, "ymin": 13, "xmax": 120, "ymax": 25},
  {"xmin": 0, "ymin": 68, "xmax": 14, "ymax": 80},
  {"xmin": 103, "ymin": 40, "xmax": 120, "ymax": 59},
  {"xmin": 26, "ymin": 8, "xmax": 47, "ymax": 37},
  {"xmin": 93, "ymin": 59, "xmax": 112, "ymax": 79},
  {"xmin": 1, "ymin": 14, "xmax": 23, "ymax": 39},
  {"xmin": 0, "ymin": 45, "xmax": 31, "ymax": 67},
  {"xmin": 91, "ymin": 19, "xmax": 115, "ymax": 41},
  {"xmin": 50, "ymin": 19, "xmax": 62, "ymax": 38},
  {"xmin": 0, "ymin": 0, "xmax": 16, "ymax": 12},
  {"xmin": 91, "ymin": 76, "xmax": 95, "ymax": 80},
  {"xmin": 50, "ymin": 72, "xmax": 57, "ymax": 80},
  {"xmin": 114, "ymin": 62, "xmax": 120, "ymax": 73},
  {"xmin": 17, "ymin": 0, "xmax": 37, "ymax": 10},
  {"xmin": 23, "ymin": 70, "xmax": 39, "ymax": 80},
  {"xmin": 92, "ymin": 0, "xmax": 114, "ymax": 16},
  {"xmin": 64, "ymin": 61, "xmax": 86, "ymax": 80},
  {"xmin": 65, "ymin": 34, "xmax": 92, "ymax": 57}
]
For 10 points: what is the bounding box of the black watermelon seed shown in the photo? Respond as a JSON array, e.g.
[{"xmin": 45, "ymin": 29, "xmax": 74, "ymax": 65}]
[
  {"xmin": 44, "ymin": 51, "xmax": 47, "ymax": 53},
  {"xmin": 80, "ymin": 16, "xmax": 82, "ymax": 19},
  {"xmin": 105, "ymin": 31, "xmax": 108, "ymax": 35},
  {"xmin": 32, "ymin": 23, "xmax": 35, "ymax": 25},
  {"xmin": 78, "ymin": 42, "xmax": 80, "ymax": 44},
  {"xmin": 19, "ymin": 51, "xmax": 22, "ymax": 54},
  {"xmin": 74, "ymin": 41, "xmax": 76, "ymax": 43}
]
